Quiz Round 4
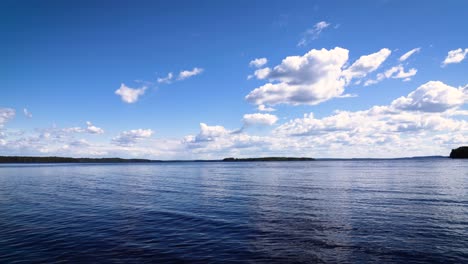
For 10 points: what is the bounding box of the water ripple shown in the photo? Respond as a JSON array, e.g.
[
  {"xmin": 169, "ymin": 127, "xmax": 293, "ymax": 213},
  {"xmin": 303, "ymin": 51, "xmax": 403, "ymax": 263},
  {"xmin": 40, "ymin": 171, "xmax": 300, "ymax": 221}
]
[{"xmin": 0, "ymin": 160, "xmax": 467, "ymax": 263}]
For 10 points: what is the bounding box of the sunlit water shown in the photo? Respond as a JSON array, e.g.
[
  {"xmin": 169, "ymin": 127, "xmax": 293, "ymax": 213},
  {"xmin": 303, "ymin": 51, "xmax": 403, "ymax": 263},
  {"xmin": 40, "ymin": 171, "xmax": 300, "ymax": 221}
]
[{"xmin": 0, "ymin": 159, "xmax": 467, "ymax": 263}]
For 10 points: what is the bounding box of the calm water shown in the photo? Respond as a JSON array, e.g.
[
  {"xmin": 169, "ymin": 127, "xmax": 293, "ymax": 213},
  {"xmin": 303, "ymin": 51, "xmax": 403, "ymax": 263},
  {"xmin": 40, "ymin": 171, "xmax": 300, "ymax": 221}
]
[{"xmin": 0, "ymin": 160, "xmax": 467, "ymax": 263}]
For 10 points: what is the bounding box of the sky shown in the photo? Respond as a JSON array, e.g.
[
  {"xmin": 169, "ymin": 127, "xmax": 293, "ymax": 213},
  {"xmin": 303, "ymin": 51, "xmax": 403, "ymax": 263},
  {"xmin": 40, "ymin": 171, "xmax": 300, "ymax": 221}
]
[{"xmin": 1, "ymin": 0, "xmax": 467, "ymax": 159}]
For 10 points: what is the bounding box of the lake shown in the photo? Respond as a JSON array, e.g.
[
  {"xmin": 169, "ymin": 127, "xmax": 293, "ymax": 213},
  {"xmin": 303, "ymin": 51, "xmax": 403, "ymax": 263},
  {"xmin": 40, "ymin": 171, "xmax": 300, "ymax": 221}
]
[{"xmin": 0, "ymin": 159, "xmax": 467, "ymax": 263}]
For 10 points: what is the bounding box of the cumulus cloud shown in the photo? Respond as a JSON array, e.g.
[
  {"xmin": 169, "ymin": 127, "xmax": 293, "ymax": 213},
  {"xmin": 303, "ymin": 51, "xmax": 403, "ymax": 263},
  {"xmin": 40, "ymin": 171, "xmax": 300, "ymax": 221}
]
[
  {"xmin": 86, "ymin": 121, "xmax": 104, "ymax": 134},
  {"xmin": 112, "ymin": 129, "xmax": 154, "ymax": 146},
  {"xmin": 442, "ymin": 48, "xmax": 468, "ymax": 66},
  {"xmin": 390, "ymin": 81, "xmax": 466, "ymax": 112},
  {"xmin": 245, "ymin": 47, "xmax": 392, "ymax": 107},
  {"xmin": 0, "ymin": 126, "xmax": 187, "ymax": 159},
  {"xmin": 157, "ymin": 72, "xmax": 173, "ymax": 84},
  {"xmin": 23, "ymin": 108, "xmax": 32, "ymax": 118},
  {"xmin": 193, "ymin": 123, "xmax": 231, "ymax": 142},
  {"xmin": 0, "ymin": 120, "xmax": 114, "ymax": 157},
  {"xmin": 178, "ymin": 67, "xmax": 204, "ymax": 80},
  {"xmin": 242, "ymin": 113, "xmax": 278, "ymax": 126},
  {"xmin": 298, "ymin": 21, "xmax": 330, "ymax": 46},
  {"xmin": 342, "ymin": 48, "xmax": 392, "ymax": 83},
  {"xmin": 276, "ymin": 107, "xmax": 467, "ymax": 137},
  {"xmin": 258, "ymin": 104, "xmax": 276, "ymax": 112},
  {"xmin": 182, "ymin": 107, "xmax": 460, "ymax": 158},
  {"xmin": 276, "ymin": 111, "xmax": 382, "ymax": 136},
  {"xmin": 3, "ymin": 78, "xmax": 467, "ymax": 159},
  {"xmin": 179, "ymin": 104, "xmax": 467, "ymax": 158},
  {"xmin": 253, "ymin": 68, "xmax": 272, "ymax": 79},
  {"xmin": 115, "ymin": 83, "xmax": 147, "ymax": 103},
  {"xmin": 246, "ymin": 47, "xmax": 349, "ymax": 106},
  {"xmin": 273, "ymin": 80, "xmax": 468, "ymax": 154},
  {"xmin": 182, "ymin": 123, "xmax": 270, "ymax": 156},
  {"xmin": 399, "ymin": 48, "xmax": 421, "ymax": 62},
  {"xmin": 433, "ymin": 133, "xmax": 467, "ymax": 146},
  {"xmin": 0, "ymin": 108, "xmax": 15, "ymax": 127},
  {"xmin": 364, "ymin": 64, "xmax": 417, "ymax": 86},
  {"xmin": 249, "ymin": 58, "xmax": 268, "ymax": 68},
  {"xmin": 392, "ymin": 67, "xmax": 417, "ymax": 79}
]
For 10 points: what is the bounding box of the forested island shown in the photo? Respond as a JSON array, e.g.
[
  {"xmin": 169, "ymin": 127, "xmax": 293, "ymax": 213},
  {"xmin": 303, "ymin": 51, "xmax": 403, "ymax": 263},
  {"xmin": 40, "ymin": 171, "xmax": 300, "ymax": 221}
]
[
  {"xmin": 223, "ymin": 157, "xmax": 315, "ymax": 161},
  {"xmin": 449, "ymin": 147, "xmax": 468, "ymax": 159},
  {"xmin": 0, "ymin": 156, "xmax": 156, "ymax": 163}
]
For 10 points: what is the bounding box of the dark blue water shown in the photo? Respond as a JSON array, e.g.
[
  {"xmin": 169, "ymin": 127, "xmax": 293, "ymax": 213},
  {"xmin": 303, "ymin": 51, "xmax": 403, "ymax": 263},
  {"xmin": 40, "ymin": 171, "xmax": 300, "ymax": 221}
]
[{"xmin": 0, "ymin": 160, "xmax": 467, "ymax": 263}]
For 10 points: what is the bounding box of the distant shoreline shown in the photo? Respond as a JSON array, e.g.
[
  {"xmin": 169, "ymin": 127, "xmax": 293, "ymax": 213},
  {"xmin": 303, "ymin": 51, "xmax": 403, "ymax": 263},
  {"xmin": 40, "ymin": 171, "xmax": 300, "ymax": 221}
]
[
  {"xmin": 0, "ymin": 156, "xmax": 314, "ymax": 163},
  {"xmin": 0, "ymin": 155, "xmax": 451, "ymax": 164}
]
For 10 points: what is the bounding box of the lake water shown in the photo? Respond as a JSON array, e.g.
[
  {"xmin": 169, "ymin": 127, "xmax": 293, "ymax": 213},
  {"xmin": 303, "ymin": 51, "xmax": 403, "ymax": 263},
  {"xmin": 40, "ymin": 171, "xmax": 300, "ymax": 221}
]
[{"xmin": 0, "ymin": 159, "xmax": 467, "ymax": 263}]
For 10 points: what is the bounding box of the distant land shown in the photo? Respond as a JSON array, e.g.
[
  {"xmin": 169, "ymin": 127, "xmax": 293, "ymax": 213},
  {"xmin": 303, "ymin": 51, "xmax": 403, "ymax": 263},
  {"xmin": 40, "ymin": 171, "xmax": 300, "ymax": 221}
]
[
  {"xmin": 0, "ymin": 156, "xmax": 318, "ymax": 163},
  {"xmin": 0, "ymin": 156, "xmax": 157, "ymax": 164},
  {"xmin": 223, "ymin": 157, "xmax": 314, "ymax": 162},
  {"xmin": 449, "ymin": 146, "xmax": 468, "ymax": 159},
  {"xmin": 318, "ymin": 156, "xmax": 447, "ymax": 161},
  {"xmin": 0, "ymin": 154, "xmax": 459, "ymax": 163}
]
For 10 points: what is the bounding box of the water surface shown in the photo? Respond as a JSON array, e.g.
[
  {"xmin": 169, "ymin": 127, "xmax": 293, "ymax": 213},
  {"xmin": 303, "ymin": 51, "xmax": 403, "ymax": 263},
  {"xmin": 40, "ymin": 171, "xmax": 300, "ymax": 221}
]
[{"xmin": 0, "ymin": 160, "xmax": 467, "ymax": 263}]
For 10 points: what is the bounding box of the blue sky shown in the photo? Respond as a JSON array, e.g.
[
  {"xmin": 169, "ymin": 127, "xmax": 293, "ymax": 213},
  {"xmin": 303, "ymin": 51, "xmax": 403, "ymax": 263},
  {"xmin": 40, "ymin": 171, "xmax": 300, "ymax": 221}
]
[{"xmin": 1, "ymin": 0, "xmax": 467, "ymax": 159}]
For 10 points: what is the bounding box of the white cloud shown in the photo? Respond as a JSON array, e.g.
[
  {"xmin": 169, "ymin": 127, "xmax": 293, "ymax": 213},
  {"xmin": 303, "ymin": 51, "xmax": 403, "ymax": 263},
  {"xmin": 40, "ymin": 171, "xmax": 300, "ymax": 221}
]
[
  {"xmin": 433, "ymin": 133, "xmax": 467, "ymax": 146},
  {"xmin": 393, "ymin": 67, "xmax": 417, "ymax": 79},
  {"xmin": 194, "ymin": 123, "xmax": 231, "ymax": 142},
  {"xmin": 34, "ymin": 122, "xmax": 106, "ymax": 137},
  {"xmin": 342, "ymin": 48, "xmax": 392, "ymax": 83},
  {"xmin": 157, "ymin": 72, "xmax": 173, "ymax": 84},
  {"xmin": 0, "ymin": 121, "xmax": 113, "ymax": 157},
  {"xmin": 337, "ymin": 93, "xmax": 358, "ymax": 98},
  {"xmin": 391, "ymin": 81, "xmax": 466, "ymax": 112},
  {"xmin": 249, "ymin": 58, "xmax": 268, "ymax": 68},
  {"xmin": 246, "ymin": 47, "xmax": 349, "ymax": 106},
  {"xmin": 273, "ymin": 112, "xmax": 466, "ymax": 158},
  {"xmin": 182, "ymin": 123, "xmax": 270, "ymax": 156},
  {"xmin": 158, "ymin": 67, "xmax": 204, "ymax": 84},
  {"xmin": 276, "ymin": 107, "xmax": 467, "ymax": 137},
  {"xmin": 61, "ymin": 127, "xmax": 84, "ymax": 134},
  {"xmin": 298, "ymin": 21, "xmax": 331, "ymax": 46},
  {"xmin": 115, "ymin": 83, "xmax": 147, "ymax": 103},
  {"xmin": 271, "ymin": 80, "xmax": 468, "ymax": 157},
  {"xmin": 178, "ymin": 109, "xmax": 466, "ymax": 158},
  {"xmin": 399, "ymin": 48, "xmax": 421, "ymax": 62},
  {"xmin": 112, "ymin": 129, "xmax": 154, "ymax": 146},
  {"xmin": 3, "ymin": 78, "xmax": 467, "ymax": 159},
  {"xmin": 258, "ymin": 104, "xmax": 276, "ymax": 112},
  {"xmin": 23, "ymin": 108, "xmax": 32, "ymax": 118},
  {"xmin": 364, "ymin": 64, "xmax": 417, "ymax": 86},
  {"xmin": 0, "ymin": 127, "xmax": 186, "ymax": 159},
  {"xmin": 178, "ymin": 67, "xmax": 204, "ymax": 80},
  {"xmin": 69, "ymin": 139, "xmax": 91, "ymax": 147},
  {"xmin": 86, "ymin": 121, "xmax": 104, "ymax": 134},
  {"xmin": 253, "ymin": 68, "xmax": 272, "ymax": 79},
  {"xmin": 246, "ymin": 47, "xmax": 392, "ymax": 106},
  {"xmin": 276, "ymin": 111, "xmax": 381, "ymax": 136},
  {"xmin": 0, "ymin": 108, "xmax": 15, "ymax": 127},
  {"xmin": 442, "ymin": 48, "xmax": 468, "ymax": 66},
  {"xmin": 243, "ymin": 113, "xmax": 278, "ymax": 126}
]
